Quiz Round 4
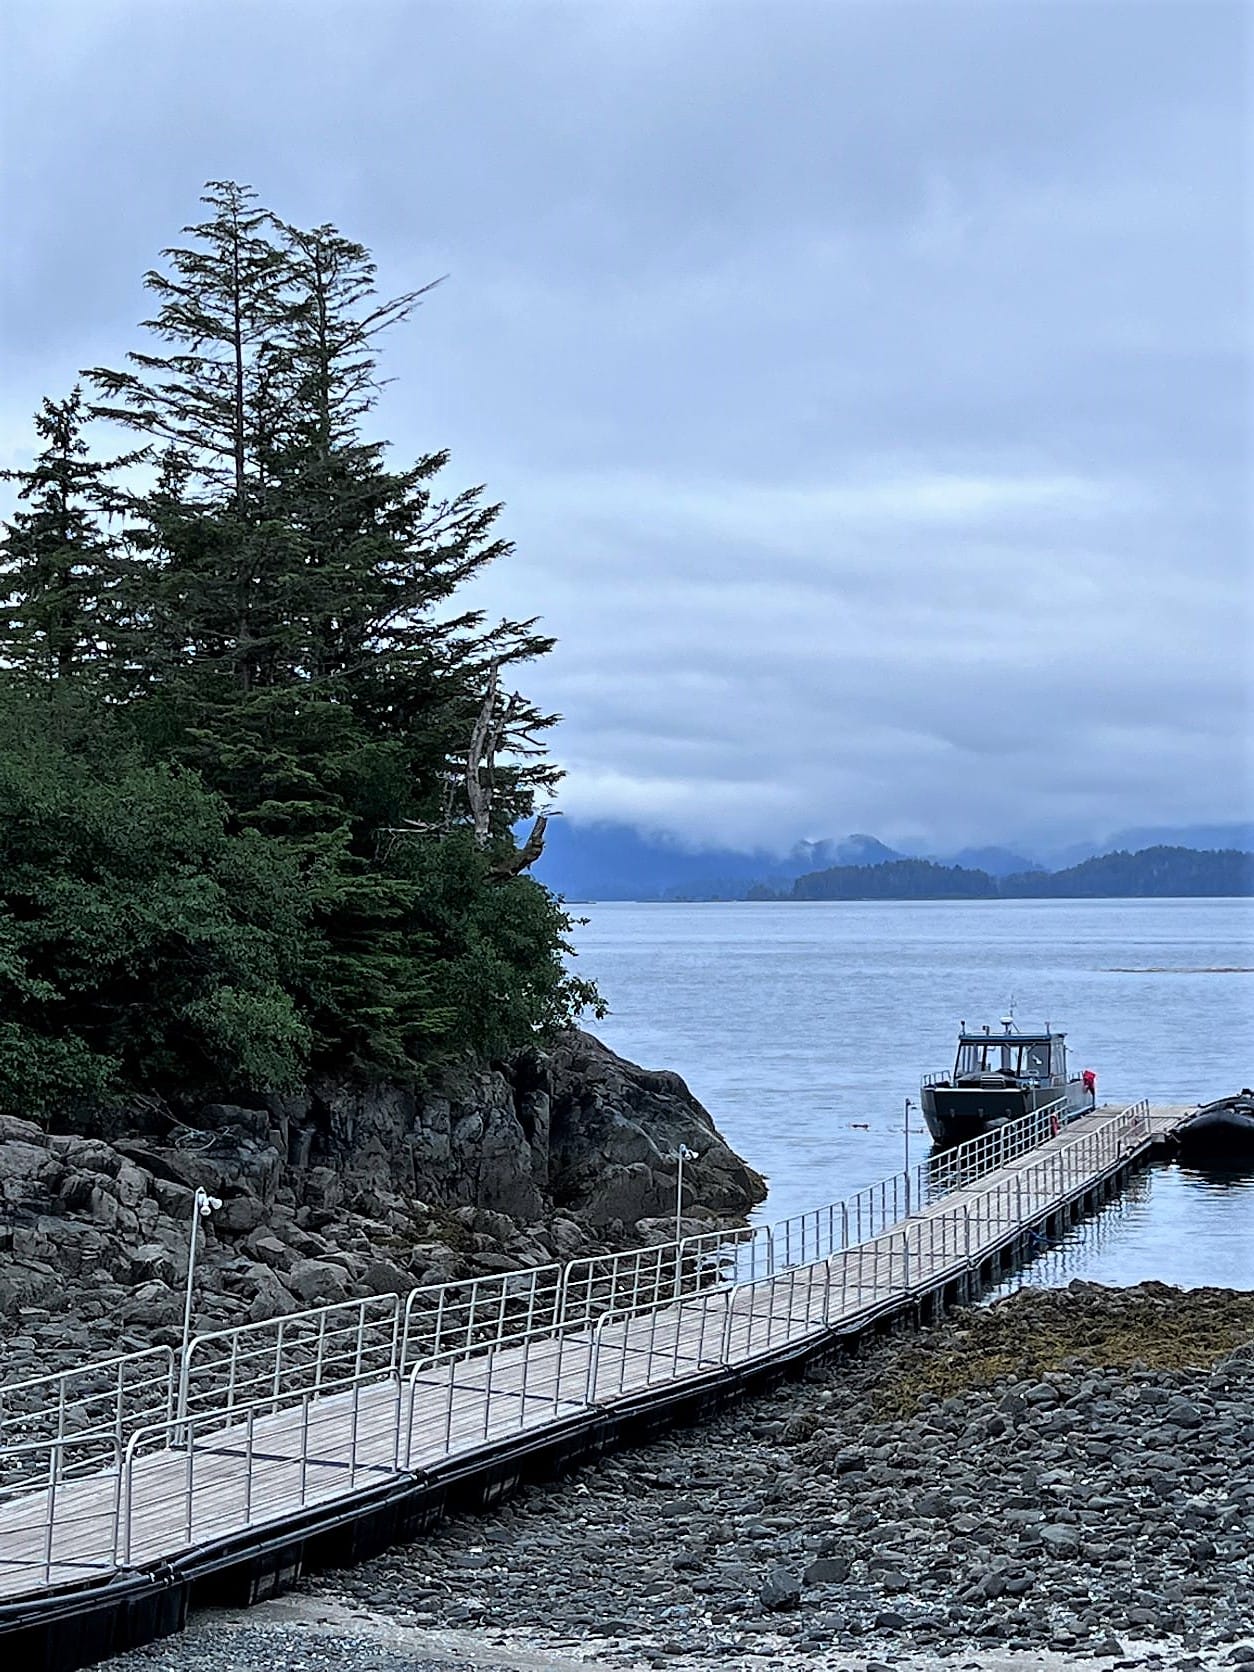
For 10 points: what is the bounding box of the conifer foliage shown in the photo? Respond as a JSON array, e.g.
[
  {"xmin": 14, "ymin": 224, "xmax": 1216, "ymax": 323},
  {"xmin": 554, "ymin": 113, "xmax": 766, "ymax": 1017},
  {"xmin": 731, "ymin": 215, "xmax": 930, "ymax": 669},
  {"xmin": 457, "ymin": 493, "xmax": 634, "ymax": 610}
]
[
  {"xmin": 0, "ymin": 387, "xmax": 141, "ymax": 700},
  {"xmin": 0, "ymin": 181, "xmax": 597, "ymax": 1120}
]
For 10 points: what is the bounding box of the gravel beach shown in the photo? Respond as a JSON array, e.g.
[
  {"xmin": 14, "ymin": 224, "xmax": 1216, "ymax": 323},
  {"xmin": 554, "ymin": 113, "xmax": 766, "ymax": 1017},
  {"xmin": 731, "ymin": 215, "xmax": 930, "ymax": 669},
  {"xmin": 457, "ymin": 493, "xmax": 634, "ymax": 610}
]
[{"xmin": 103, "ymin": 1281, "xmax": 1254, "ymax": 1672}]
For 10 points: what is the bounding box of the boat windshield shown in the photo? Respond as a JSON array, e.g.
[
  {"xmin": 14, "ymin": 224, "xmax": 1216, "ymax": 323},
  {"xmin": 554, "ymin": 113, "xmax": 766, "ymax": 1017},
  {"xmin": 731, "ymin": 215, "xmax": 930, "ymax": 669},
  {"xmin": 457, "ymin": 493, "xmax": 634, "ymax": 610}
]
[{"xmin": 955, "ymin": 1040, "xmax": 1057, "ymax": 1078}]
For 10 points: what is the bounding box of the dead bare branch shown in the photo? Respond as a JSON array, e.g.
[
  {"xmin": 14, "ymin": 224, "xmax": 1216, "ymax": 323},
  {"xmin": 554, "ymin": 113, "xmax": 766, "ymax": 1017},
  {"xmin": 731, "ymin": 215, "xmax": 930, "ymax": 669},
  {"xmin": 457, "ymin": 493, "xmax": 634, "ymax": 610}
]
[{"xmin": 489, "ymin": 813, "xmax": 549, "ymax": 880}]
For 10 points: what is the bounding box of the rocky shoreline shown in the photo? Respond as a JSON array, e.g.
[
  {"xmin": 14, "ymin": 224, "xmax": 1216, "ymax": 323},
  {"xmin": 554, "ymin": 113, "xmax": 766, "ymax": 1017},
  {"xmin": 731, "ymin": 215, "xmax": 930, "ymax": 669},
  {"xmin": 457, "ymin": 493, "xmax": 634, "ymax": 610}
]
[
  {"xmin": 5, "ymin": 1039, "xmax": 1252, "ymax": 1672},
  {"xmin": 93, "ymin": 1277, "xmax": 1254, "ymax": 1672},
  {"xmin": 104, "ymin": 1282, "xmax": 1254, "ymax": 1672},
  {"xmin": 0, "ymin": 1030, "xmax": 765, "ymax": 1380}
]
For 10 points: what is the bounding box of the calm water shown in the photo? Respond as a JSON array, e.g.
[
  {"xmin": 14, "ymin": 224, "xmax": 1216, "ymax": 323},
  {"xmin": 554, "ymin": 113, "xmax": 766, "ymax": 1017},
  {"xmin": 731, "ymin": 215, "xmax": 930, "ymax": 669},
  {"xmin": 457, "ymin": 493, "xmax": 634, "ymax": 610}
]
[{"xmin": 570, "ymin": 898, "xmax": 1254, "ymax": 1290}]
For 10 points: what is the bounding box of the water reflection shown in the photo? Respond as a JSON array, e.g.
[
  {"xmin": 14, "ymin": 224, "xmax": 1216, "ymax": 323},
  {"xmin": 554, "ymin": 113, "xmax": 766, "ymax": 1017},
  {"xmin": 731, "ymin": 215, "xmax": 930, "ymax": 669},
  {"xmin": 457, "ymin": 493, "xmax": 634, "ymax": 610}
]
[{"xmin": 989, "ymin": 1161, "xmax": 1254, "ymax": 1295}]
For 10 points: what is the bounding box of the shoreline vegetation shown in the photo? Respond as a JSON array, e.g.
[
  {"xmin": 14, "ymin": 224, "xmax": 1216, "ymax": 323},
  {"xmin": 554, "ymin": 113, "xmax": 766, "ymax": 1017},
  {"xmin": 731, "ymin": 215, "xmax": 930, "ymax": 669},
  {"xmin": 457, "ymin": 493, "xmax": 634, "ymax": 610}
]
[
  {"xmin": 0, "ymin": 185, "xmax": 764, "ymax": 1383},
  {"xmin": 0, "ymin": 181, "xmax": 605, "ymax": 1132},
  {"xmin": 783, "ymin": 845, "xmax": 1254, "ymax": 902}
]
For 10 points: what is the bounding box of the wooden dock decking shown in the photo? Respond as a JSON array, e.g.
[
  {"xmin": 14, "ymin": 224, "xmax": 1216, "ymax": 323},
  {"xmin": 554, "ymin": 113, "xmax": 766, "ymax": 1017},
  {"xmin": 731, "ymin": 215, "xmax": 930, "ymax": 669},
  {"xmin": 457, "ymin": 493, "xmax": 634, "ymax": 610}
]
[{"xmin": 0, "ymin": 1099, "xmax": 1194, "ymax": 1610}]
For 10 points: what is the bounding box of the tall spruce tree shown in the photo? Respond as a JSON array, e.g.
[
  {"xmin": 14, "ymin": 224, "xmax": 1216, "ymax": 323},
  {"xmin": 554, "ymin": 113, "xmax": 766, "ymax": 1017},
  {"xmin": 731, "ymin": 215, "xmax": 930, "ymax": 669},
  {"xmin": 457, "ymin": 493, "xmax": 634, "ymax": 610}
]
[
  {"xmin": 77, "ymin": 181, "xmax": 583, "ymax": 1078},
  {"xmin": 270, "ymin": 216, "xmax": 561, "ymax": 838},
  {"xmin": 88, "ymin": 181, "xmax": 287, "ymax": 511}
]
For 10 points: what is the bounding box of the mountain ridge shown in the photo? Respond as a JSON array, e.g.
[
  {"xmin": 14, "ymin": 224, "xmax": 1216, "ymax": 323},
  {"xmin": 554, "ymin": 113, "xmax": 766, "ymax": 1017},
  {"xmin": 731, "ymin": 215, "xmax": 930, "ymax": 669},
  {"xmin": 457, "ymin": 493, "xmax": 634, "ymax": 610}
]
[{"xmin": 533, "ymin": 818, "xmax": 1254, "ymax": 901}]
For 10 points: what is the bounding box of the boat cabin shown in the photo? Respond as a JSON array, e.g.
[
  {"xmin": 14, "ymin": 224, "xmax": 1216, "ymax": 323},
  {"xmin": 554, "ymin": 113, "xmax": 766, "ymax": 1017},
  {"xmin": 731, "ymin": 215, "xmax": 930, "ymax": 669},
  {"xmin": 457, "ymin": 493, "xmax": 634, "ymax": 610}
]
[{"xmin": 953, "ymin": 1027, "xmax": 1067, "ymax": 1087}]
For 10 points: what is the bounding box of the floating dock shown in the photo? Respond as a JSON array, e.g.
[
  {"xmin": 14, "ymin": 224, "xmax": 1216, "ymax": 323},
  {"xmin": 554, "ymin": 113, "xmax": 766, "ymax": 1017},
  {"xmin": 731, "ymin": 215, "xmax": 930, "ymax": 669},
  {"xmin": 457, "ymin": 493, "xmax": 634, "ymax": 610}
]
[{"xmin": 0, "ymin": 1098, "xmax": 1193, "ymax": 1669}]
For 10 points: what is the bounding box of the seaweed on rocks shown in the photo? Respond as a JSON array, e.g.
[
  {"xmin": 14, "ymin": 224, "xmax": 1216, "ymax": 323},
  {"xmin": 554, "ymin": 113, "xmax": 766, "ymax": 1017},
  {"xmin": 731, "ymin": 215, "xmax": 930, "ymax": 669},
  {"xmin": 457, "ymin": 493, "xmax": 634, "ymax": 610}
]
[{"xmin": 870, "ymin": 1281, "xmax": 1254, "ymax": 1418}]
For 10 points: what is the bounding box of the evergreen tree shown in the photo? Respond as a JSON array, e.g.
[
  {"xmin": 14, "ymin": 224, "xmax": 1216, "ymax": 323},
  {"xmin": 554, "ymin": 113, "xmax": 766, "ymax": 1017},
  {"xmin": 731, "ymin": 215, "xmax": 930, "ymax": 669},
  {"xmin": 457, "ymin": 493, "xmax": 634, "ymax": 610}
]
[
  {"xmin": 0, "ymin": 388, "xmax": 140, "ymax": 702},
  {"xmin": 268, "ymin": 216, "xmax": 560, "ymax": 839},
  {"xmin": 88, "ymin": 181, "xmax": 287, "ymax": 512},
  {"xmin": 73, "ymin": 180, "xmax": 589, "ymax": 1081}
]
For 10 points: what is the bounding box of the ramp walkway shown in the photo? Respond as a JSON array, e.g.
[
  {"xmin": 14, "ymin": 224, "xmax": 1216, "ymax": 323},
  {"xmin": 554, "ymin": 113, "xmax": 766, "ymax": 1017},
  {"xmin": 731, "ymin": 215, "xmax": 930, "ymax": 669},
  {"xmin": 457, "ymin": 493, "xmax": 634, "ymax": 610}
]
[{"xmin": 0, "ymin": 1097, "xmax": 1192, "ymax": 1613}]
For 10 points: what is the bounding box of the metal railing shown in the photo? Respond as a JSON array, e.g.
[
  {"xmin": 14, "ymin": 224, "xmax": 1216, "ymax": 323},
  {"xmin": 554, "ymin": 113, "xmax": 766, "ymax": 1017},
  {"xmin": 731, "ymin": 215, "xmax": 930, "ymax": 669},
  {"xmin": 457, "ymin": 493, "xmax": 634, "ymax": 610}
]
[
  {"xmin": 180, "ymin": 1295, "xmax": 401, "ymax": 1428},
  {"xmin": 0, "ymin": 1091, "xmax": 1085, "ymax": 1492},
  {"xmin": 400, "ymin": 1262, "xmax": 564, "ymax": 1372},
  {"xmin": 674, "ymin": 1093, "xmax": 1076, "ymax": 1289},
  {"xmin": 0, "ymin": 1098, "xmax": 1154, "ymax": 1600},
  {"xmin": 0, "ymin": 1348, "xmax": 176, "ymax": 1487},
  {"xmin": 923, "ymin": 1095, "xmax": 1074, "ymax": 1196}
]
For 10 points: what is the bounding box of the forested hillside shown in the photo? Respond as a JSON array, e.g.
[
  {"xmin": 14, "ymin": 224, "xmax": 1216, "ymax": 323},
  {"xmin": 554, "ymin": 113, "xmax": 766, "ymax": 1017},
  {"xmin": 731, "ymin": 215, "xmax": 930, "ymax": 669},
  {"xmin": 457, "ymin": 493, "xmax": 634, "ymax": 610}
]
[
  {"xmin": 789, "ymin": 845, "xmax": 1254, "ymax": 901},
  {"xmin": 1000, "ymin": 846, "xmax": 1254, "ymax": 898},
  {"xmin": 792, "ymin": 858, "xmax": 998, "ymax": 900},
  {"xmin": 0, "ymin": 182, "xmax": 598, "ymax": 1122}
]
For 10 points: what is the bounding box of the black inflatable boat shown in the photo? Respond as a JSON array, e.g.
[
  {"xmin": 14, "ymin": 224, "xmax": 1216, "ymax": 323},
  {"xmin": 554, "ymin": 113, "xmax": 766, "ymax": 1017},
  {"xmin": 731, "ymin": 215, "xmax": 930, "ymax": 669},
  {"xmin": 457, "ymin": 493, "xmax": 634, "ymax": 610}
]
[{"xmin": 1175, "ymin": 1091, "xmax": 1254, "ymax": 1163}]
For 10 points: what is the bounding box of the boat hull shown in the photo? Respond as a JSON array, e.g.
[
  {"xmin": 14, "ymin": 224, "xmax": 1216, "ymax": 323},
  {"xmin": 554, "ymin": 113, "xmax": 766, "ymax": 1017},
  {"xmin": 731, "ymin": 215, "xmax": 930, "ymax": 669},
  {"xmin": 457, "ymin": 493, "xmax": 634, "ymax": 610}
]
[
  {"xmin": 1176, "ymin": 1097, "xmax": 1254, "ymax": 1164},
  {"xmin": 922, "ymin": 1080, "xmax": 1083, "ymax": 1147},
  {"xmin": 923, "ymin": 1085, "xmax": 1028, "ymax": 1146}
]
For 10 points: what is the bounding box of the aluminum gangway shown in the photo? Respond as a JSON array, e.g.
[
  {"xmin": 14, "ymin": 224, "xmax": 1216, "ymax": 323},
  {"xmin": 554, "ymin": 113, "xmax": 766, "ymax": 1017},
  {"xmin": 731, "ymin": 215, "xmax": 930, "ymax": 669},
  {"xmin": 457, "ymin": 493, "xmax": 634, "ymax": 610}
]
[{"xmin": 0, "ymin": 1096, "xmax": 1189, "ymax": 1608}]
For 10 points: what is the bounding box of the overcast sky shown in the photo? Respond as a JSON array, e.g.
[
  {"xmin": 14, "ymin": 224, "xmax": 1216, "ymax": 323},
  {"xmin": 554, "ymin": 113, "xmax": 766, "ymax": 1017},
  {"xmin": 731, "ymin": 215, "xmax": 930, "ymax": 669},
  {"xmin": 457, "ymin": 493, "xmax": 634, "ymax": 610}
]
[{"xmin": 1, "ymin": 0, "xmax": 1250, "ymax": 852}]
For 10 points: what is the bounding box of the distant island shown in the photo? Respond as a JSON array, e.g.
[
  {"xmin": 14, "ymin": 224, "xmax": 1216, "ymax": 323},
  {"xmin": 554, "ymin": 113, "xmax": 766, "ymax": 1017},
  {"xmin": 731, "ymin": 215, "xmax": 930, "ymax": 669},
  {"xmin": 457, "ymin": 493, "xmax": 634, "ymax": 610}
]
[{"xmin": 784, "ymin": 845, "xmax": 1254, "ymax": 902}]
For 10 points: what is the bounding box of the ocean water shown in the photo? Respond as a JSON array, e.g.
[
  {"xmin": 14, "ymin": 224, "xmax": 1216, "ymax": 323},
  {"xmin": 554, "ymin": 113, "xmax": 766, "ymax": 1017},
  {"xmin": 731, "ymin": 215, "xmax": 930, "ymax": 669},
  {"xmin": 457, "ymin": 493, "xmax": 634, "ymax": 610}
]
[{"xmin": 569, "ymin": 898, "xmax": 1254, "ymax": 1290}]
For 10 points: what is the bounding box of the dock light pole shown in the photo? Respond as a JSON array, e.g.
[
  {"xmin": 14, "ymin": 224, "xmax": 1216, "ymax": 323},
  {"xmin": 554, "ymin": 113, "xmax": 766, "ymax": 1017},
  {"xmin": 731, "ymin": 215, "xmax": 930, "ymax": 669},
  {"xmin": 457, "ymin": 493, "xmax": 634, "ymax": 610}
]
[
  {"xmin": 674, "ymin": 1145, "xmax": 696, "ymax": 1296},
  {"xmin": 904, "ymin": 1099, "xmax": 915, "ymax": 1213},
  {"xmin": 179, "ymin": 1188, "xmax": 222, "ymax": 1415}
]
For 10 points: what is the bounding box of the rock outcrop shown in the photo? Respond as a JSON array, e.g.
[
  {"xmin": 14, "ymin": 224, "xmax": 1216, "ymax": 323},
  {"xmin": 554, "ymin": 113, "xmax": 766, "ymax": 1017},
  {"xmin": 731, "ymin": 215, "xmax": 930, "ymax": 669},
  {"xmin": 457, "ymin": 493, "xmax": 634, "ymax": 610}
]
[
  {"xmin": 0, "ymin": 1031, "xmax": 765, "ymax": 1376},
  {"xmin": 546, "ymin": 1032, "xmax": 766, "ymax": 1226}
]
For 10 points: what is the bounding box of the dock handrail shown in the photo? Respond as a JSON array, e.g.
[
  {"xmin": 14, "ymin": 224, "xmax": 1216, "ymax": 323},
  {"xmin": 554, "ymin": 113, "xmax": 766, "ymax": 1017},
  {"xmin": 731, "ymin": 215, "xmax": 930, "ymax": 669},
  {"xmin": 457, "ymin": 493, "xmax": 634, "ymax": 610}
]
[
  {"xmin": 0, "ymin": 1097, "xmax": 1157, "ymax": 1603},
  {"xmin": 0, "ymin": 1091, "xmax": 1083, "ymax": 1483}
]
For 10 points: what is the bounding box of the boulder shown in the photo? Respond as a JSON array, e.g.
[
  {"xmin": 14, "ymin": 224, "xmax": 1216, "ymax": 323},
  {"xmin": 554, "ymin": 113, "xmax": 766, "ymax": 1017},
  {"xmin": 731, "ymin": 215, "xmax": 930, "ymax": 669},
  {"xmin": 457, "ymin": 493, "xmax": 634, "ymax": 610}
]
[
  {"xmin": 243, "ymin": 1266, "xmax": 297, "ymax": 1323},
  {"xmin": 286, "ymin": 1257, "xmax": 351, "ymax": 1308},
  {"xmin": 120, "ymin": 1280, "xmax": 181, "ymax": 1329},
  {"xmin": 360, "ymin": 1258, "xmax": 415, "ymax": 1298},
  {"xmin": 0, "ymin": 1115, "xmax": 45, "ymax": 1145},
  {"xmin": 0, "ymin": 1257, "xmax": 62, "ymax": 1316},
  {"xmin": 759, "ymin": 1566, "xmax": 803, "ymax": 1610},
  {"xmin": 199, "ymin": 1104, "xmax": 270, "ymax": 1142},
  {"xmin": 0, "ymin": 1139, "xmax": 61, "ymax": 1197},
  {"xmin": 218, "ymin": 1195, "xmax": 265, "ymax": 1235},
  {"xmin": 804, "ymin": 1556, "xmax": 851, "ymax": 1586},
  {"xmin": 89, "ymin": 1184, "xmax": 121, "ymax": 1228},
  {"xmin": 248, "ymin": 1234, "xmax": 295, "ymax": 1271},
  {"xmin": 113, "ymin": 1161, "xmax": 149, "ymax": 1209},
  {"xmin": 130, "ymin": 1243, "xmax": 180, "ymax": 1286},
  {"xmin": 150, "ymin": 1177, "xmax": 196, "ymax": 1219},
  {"xmin": 299, "ymin": 1166, "xmax": 344, "ymax": 1214}
]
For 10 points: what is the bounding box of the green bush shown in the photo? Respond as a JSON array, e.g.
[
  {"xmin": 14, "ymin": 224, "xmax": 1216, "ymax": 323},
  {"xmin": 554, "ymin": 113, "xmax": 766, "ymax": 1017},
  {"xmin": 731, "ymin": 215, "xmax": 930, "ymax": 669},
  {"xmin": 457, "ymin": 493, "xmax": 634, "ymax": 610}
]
[{"xmin": 0, "ymin": 718, "xmax": 309, "ymax": 1119}]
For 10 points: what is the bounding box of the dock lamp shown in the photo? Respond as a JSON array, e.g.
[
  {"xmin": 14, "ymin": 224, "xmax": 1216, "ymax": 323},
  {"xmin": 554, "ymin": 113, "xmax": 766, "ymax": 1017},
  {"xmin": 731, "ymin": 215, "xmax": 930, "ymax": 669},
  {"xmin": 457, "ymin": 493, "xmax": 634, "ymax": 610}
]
[
  {"xmin": 904, "ymin": 1098, "xmax": 915, "ymax": 1210},
  {"xmin": 180, "ymin": 1188, "xmax": 222, "ymax": 1363},
  {"xmin": 674, "ymin": 1144, "xmax": 696, "ymax": 1243},
  {"xmin": 673, "ymin": 1145, "xmax": 696, "ymax": 1295}
]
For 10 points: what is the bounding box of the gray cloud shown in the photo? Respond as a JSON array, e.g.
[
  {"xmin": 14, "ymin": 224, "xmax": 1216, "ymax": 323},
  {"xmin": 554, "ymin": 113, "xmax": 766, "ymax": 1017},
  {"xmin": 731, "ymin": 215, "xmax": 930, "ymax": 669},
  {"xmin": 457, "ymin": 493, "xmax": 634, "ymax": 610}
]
[{"xmin": 1, "ymin": 0, "xmax": 1249, "ymax": 850}]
